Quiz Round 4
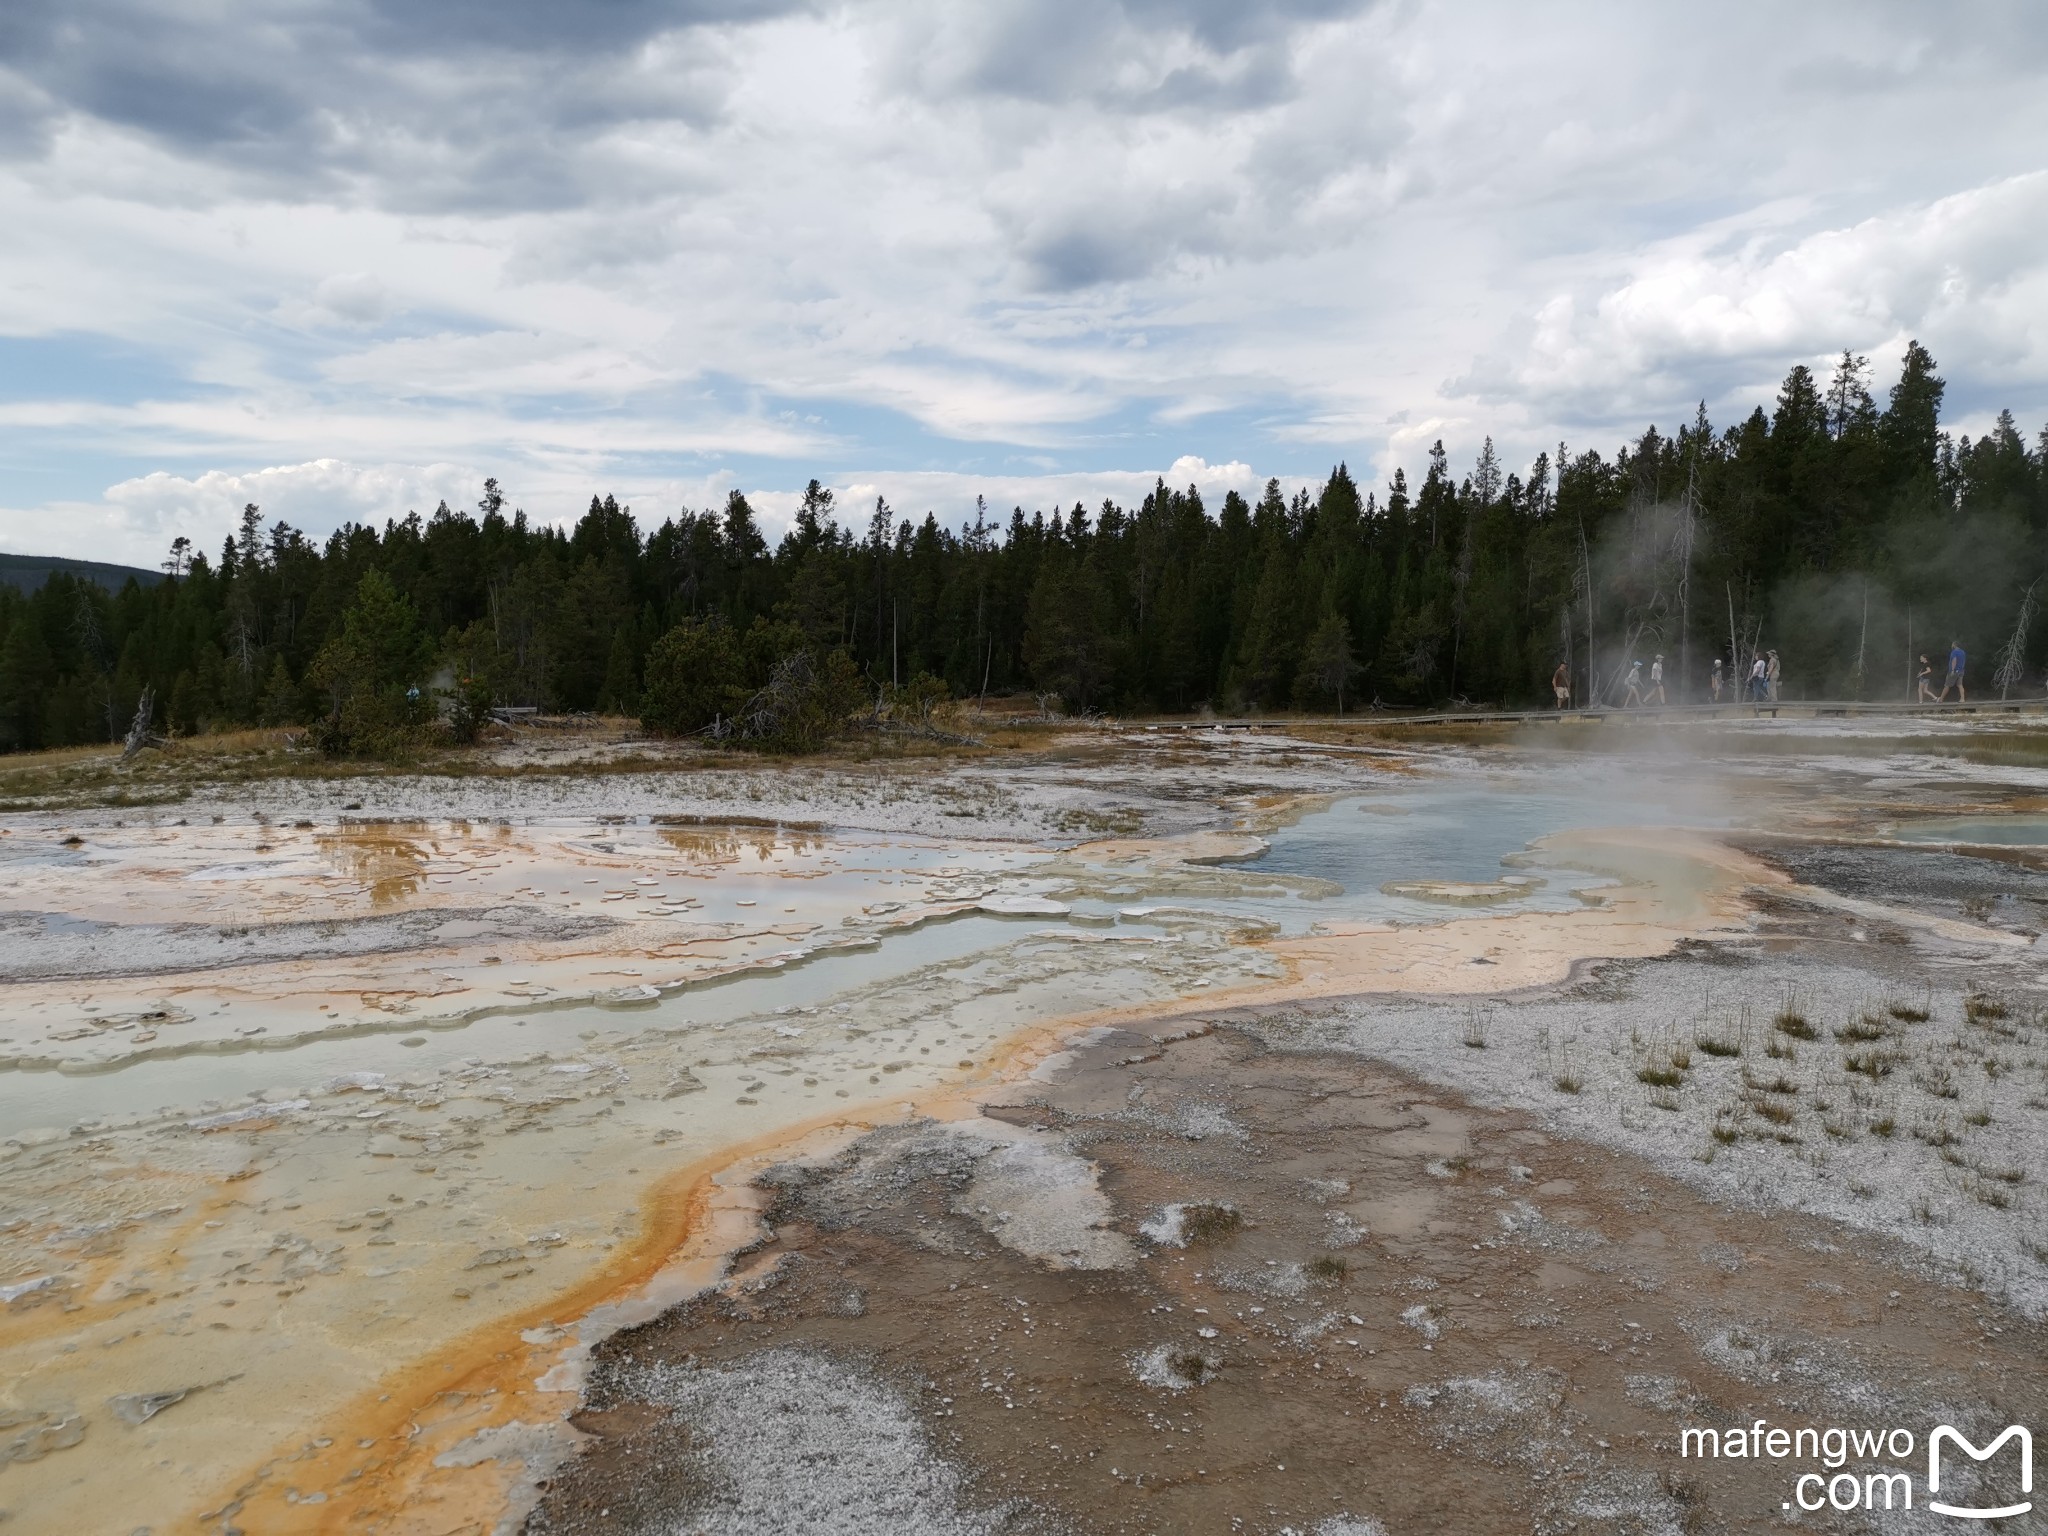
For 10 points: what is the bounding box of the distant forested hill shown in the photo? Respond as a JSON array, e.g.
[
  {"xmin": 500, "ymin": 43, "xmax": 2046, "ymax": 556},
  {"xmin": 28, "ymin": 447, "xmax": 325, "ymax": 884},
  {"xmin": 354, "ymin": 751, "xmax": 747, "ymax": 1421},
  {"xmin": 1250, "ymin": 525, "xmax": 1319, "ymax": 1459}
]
[
  {"xmin": 1, "ymin": 341, "xmax": 2046, "ymax": 754},
  {"xmin": 0, "ymin": 552, "xmax": 163, "ymax": 594}
]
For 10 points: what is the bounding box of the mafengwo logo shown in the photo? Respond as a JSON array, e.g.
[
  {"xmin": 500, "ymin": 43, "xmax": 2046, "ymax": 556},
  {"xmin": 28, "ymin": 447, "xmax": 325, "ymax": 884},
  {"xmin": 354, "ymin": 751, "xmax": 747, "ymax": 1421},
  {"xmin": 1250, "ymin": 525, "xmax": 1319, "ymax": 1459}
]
[
  {"xmin": 1928, "ymin": 1424, "xmax": 2031, "ymax": 1520},
  {"xmin": 1678, "ymin": 1420, "xmax": 2031, "ymax": 1516}
]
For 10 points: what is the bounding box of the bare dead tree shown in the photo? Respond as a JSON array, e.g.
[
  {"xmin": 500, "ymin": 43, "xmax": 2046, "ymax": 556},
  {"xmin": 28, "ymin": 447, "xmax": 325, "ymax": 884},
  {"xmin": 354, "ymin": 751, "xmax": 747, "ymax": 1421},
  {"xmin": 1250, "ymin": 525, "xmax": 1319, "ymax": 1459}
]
[
  {"xmin": 1905, "ymin": 605, "xmax": 1914, "ymax": 701},
  {"xmin": 1674, "ymin": 460, "xmax": 1698, "ymax": 702},
  {"xmin": 1578, "ymin": 515, "xmax": 1596, "ymax": 707},
  {"xmin": 1994, "ymin": 578, "xmax": 2040, "ymax": 699},
  {"xmin": 1850, "ymin": 579, "xmax": 1869, "ymax": 700},
  {"xmin": 121, "ymin": 687, "xmax": 165, "ymax": 759},
  {"xmin": 1601, "ymin": 619, "xmax": 1647, "ymax": 704},
  {"xmin": 1726, "ymin": 581, "xmax": 1743, "ymax": 700}
]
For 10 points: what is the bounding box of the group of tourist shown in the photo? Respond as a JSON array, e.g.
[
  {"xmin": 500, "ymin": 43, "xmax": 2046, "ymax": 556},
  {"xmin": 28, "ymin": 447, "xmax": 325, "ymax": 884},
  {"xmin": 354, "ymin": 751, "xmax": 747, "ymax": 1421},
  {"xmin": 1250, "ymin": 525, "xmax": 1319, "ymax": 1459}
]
[
  {"xmin": 1703, "ymin": 651, "xmax": 1782, "ymax": 704},
  {"xmin": 1915, "ymin": 640, "xmax": 1970, "ymax": 704},
  {"xmin": 1547, "ymin": 639, "xmax": 1971, "ymax": 709}
]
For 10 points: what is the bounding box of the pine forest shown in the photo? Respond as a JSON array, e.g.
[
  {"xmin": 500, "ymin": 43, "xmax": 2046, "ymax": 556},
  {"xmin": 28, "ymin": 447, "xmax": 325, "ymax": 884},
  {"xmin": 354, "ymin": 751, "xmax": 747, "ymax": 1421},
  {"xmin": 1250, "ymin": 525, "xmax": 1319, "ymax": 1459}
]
[{"xmin": 4, "ymin": 342, "xmax": 2048, "ymax": 755}]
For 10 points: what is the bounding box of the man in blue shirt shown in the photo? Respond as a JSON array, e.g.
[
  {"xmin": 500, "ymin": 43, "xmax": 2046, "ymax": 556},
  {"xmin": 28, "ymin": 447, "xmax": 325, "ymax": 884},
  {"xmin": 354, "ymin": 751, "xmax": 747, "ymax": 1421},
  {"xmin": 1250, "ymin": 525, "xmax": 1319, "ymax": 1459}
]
[{"xmin": 1938, "ymin": 639, "xmax": 1967, "ymax": 703}]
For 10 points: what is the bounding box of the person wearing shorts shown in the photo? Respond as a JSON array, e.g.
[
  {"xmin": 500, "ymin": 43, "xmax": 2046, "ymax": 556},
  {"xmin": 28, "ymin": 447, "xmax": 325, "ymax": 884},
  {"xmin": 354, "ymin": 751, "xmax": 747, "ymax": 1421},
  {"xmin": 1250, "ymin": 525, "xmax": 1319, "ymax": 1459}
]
[
  {"xmin": 1938, "ymin": 640, "xmax": 1966, "ymax": 703},
  {"xmin": 1552, "ymin": 662, "xmax": 1571, "ymax": 709}
]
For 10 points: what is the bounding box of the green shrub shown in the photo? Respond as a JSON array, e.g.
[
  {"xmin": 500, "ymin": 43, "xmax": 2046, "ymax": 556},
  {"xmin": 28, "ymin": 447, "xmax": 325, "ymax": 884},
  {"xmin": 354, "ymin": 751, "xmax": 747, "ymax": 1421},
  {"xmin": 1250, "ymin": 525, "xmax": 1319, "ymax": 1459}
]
[
  {"xmin": 307, "ymin": 571, "xmax": 432, "ymax": 760},
  {"xmin": 640, "ymin": 617, "xmax": 746, "ymax": 736}
]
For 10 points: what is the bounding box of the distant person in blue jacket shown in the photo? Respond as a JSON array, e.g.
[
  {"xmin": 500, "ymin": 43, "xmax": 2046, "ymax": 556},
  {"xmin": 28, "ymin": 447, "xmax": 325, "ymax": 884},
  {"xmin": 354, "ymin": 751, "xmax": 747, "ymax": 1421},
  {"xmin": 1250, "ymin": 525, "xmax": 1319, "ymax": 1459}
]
[{"xmin": 1937, "ymin": 639, "xmax": 1967, "ymax": 703}]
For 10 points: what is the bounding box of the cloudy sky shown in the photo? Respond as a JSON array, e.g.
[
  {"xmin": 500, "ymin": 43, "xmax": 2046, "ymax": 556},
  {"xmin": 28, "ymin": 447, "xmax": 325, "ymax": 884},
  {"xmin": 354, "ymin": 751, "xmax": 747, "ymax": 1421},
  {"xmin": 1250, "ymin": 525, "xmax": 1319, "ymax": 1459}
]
[{"xmin": 2, "ymin": 0, "xmax": 2045, "ymax": 566}]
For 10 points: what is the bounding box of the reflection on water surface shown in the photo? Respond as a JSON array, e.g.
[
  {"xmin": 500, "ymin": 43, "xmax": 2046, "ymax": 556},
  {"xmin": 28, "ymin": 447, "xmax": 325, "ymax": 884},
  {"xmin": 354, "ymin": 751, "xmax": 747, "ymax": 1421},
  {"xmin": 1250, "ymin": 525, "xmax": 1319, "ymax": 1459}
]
[{"xmin": 316, "ymin": 821, "xmax": 432, "ymax": 905}]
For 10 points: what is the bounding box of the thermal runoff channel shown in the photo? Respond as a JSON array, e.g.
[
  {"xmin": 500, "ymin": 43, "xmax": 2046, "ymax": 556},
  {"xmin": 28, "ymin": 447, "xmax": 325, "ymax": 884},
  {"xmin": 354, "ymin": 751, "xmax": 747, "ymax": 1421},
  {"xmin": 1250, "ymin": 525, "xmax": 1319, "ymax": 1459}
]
[{"xmin": 3, "ymin": 713, "xmax": 2048, "ymax": 1534}]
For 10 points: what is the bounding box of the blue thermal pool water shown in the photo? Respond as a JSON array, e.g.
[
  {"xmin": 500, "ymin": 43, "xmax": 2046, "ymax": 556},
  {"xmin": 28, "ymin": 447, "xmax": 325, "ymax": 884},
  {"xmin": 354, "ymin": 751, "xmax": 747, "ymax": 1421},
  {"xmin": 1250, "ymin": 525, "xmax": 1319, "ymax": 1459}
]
[
  {"xmin": 1887, "ymin": 814, "xmax": 2048, "ymax": 847},
  {"xmin": 0, "ymin": 774, "xmax": 1705, "ymax": 1133}
]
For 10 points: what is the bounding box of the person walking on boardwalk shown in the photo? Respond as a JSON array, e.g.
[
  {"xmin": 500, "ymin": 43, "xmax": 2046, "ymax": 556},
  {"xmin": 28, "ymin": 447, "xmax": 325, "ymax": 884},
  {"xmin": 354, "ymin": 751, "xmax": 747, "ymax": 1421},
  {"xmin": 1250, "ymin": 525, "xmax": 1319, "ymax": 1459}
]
[
  {"xmin": 1748, "ymin": 654, "xmax": 1767, "ymax": 701},
  {"xmin": 1710, "ymin": 657, "xmax": 1724, "ymax": 703},
  {"xmin": 1552, "ymin": 661, "xmax": 1571, "ymax": 709},
  {"xmin": 1938, "ymin": 638, "xmax": 1967, "ymax": 703},
  {"xmin": 1766, "ymin": 649, "xmax": 1781, "ymax": 701},
  {"xmin": 1916, "ymin": 654, "xmax": 1937, "ymax": 703},
  {"xmin": 1623, "ymin": 659, "xmax": 1644, "ymax": 707},
  {"xmin": 1648, "ymin": 654, "xmax": 1667, "ymax": 706}
]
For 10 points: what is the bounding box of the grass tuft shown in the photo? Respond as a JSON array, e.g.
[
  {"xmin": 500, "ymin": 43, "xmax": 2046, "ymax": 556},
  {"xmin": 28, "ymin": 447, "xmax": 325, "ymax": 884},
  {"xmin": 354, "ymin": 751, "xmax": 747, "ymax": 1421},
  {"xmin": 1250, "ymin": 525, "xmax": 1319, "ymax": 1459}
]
[
  {"xmin": 1168, "ymin": 1351, "xmax": 1216, "ymax": 1385},
  {"xmin": 1844, "ymin": 1048, "xmax": 1905, "ymax": 1080},
  {"xmin": 1179, "ymin": 1202, "xmax": 1244, "ymax": 1246},
  {"xmin": 1773, "ymin": 1010, "xmax": 1818, "ymax": 1040},
  {"xmin": 1916, "ymin": 1065, "xmax": 1960, "ymax": 1100},
  {"xmin": 1964, "ymin": 993, "xmax": 2010, "ymax": 1024}
]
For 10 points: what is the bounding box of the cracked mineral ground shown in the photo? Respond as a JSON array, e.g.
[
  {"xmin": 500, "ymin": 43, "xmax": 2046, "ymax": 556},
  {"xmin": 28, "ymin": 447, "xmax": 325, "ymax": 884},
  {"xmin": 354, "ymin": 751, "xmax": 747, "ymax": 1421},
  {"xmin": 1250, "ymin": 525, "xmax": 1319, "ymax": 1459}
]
[
  {"xmin": 527, "ymin": 1005, "xmax": 2048, "ymax": 1536},
  {"xmin": 6, "ymin": 714, "xmax": 2048, "ymax": 1534}
]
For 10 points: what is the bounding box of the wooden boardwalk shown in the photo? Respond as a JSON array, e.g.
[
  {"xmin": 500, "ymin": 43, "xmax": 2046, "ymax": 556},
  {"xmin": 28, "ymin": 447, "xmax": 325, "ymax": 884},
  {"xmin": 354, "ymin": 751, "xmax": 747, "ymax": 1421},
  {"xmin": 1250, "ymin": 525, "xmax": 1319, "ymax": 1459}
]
[{"xmin": 1130, "ymin": 698, "xmax": 2048, "ymax": 731}]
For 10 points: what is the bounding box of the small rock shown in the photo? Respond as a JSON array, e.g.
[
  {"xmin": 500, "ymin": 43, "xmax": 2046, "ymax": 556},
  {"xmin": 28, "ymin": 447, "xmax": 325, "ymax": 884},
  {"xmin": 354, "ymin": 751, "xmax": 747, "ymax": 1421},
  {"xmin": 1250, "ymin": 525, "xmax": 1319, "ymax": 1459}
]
[{"xmin": 110, "ymin": 1390, "xmax": 191, "ymax": 1426}]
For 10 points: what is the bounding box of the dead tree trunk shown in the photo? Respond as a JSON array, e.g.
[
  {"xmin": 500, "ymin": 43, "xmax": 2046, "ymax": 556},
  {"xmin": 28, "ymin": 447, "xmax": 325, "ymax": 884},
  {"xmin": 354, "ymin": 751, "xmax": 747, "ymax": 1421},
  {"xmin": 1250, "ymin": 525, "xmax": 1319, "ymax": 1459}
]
[
  {"xmin": 1994, "ymin": 579, "xmax": 2040, "ymax": 699},
  {"xmin": 121, "ymin": 687, "xmax": 164, "ymax": 759}
]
